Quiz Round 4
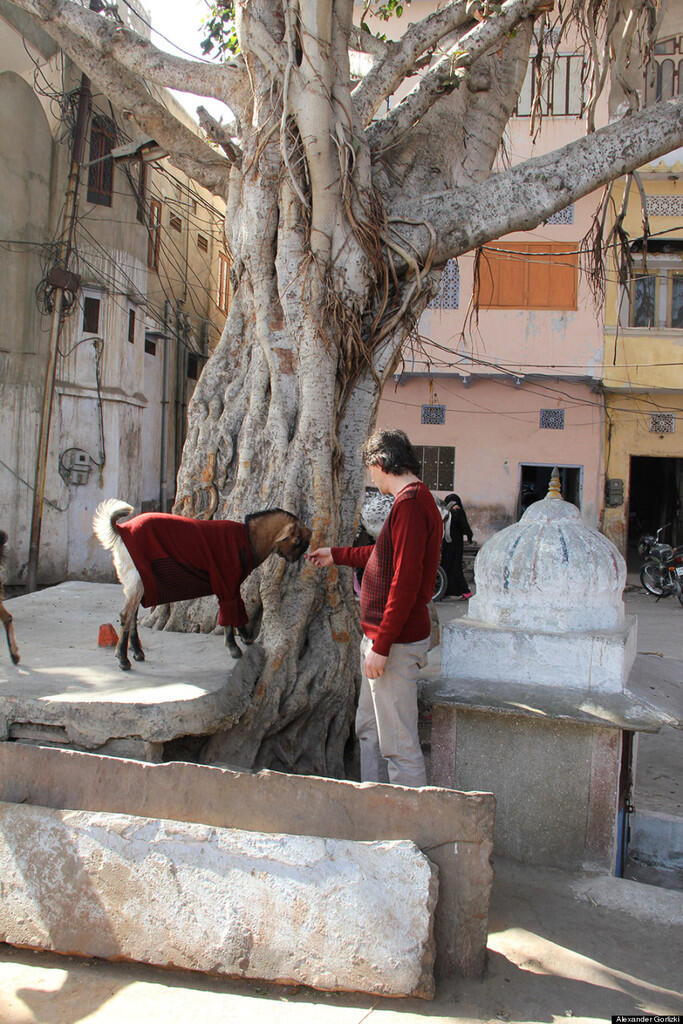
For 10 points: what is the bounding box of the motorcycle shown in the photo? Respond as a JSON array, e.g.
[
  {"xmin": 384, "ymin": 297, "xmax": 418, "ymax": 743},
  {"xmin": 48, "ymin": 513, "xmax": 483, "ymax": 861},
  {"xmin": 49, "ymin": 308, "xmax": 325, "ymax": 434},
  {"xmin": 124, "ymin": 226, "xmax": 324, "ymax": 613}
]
[{"xmin": 638, "ymin": 525, "xmax": 683, "ymax": 605}]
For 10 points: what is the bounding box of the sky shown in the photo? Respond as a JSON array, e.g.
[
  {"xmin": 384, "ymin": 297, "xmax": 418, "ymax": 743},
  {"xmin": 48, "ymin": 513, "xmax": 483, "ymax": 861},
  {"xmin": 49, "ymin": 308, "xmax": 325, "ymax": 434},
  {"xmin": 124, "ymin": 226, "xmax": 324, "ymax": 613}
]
[{"xmin": 139, "ymin": 0, "xmax": 228, "ymax": 122}]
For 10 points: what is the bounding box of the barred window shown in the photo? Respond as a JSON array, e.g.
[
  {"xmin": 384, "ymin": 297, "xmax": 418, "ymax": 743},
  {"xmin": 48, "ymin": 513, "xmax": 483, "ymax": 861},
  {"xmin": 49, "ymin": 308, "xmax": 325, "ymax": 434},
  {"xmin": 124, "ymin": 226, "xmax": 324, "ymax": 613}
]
[
  {"xmin": 169, "ymin": 213, "xmax": 182, "ymax": 232},
  {"xmin": 421, "ymin": 404, "xmax": 446, "ymax": 425},
  {"xmin": 428, "ymin": 260, "xmax": 460, "ymax": 309},
  {"xmin": 515, "ymin": 54, "xmax": 584, "ymax": 117},
  {"xmin": 649, "ymin": 413, "xmax": 675, "ymax": 434},
  {"xmin": 540, "ymin": 408, "xmax": 565, "ymax": 429}
]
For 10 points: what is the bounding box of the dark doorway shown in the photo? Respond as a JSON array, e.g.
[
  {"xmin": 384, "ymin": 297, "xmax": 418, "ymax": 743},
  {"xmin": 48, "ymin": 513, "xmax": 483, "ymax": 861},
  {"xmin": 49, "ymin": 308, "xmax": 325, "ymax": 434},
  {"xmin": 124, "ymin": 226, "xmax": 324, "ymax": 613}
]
[
  {"xmin": 628, "ymin": 456, "xmax": 682, "ymax": 550},
  {"xmin": 518, "ymin": 464, "xmax": 582, "ymax": 517}
]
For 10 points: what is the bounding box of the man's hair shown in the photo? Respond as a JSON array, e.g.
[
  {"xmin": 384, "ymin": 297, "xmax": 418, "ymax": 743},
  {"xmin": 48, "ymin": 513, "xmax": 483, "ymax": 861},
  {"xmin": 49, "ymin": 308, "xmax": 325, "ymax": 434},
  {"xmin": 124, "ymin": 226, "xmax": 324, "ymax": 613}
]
[{"xmin": 361, "ymin": 429, "xmax": 421, "ymax": 476}]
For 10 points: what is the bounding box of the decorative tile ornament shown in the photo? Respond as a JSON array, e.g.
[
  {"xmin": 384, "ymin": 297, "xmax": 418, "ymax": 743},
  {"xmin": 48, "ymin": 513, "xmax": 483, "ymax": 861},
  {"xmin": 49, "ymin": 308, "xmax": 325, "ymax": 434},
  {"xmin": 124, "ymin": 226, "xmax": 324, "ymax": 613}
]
[
  {"xmin": 421, "ymin": 404, "xmax": 446, "ymax": 425},
  {"xmin": 539, "ymin": 408, "xmax": 565, "ymax": 429},
  {"xmin": 646, "ymin": 195, "xmax": 683, "ymax": 218},
  {"xmin": 649, "ymin": 413, "xmax": 676, "ymax": 434},
  {"xmin": 428, "ymin": 260, "xmax": 460, "ymax": 309},
  {"xmin": 546, "ymin": 204, "xmax": 575, "ymax": 225}
]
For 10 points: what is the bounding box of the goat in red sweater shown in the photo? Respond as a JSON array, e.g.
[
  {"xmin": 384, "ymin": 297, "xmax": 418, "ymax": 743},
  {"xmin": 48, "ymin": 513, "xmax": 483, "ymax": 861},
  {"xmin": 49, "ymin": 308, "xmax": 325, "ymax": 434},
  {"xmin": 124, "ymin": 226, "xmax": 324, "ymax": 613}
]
[{"xmin": 93, "ymin": 500, "xmax": 311, "ymax": 671}]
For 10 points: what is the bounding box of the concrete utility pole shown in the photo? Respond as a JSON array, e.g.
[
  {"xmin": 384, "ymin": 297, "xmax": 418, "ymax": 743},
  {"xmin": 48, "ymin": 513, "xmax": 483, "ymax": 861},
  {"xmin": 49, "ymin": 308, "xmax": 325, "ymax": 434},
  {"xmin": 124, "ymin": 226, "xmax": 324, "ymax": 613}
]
[{"xmin": 26, "ymin": 72, "xmax": 91, "ymax": 592}]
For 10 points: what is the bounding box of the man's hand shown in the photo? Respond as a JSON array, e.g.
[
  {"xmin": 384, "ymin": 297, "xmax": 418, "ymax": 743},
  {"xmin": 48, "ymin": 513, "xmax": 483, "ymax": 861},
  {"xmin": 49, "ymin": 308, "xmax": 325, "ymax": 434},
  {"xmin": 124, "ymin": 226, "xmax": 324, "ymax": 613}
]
[
  {"xmin": 364, "ymin": 648, "xmax": 388, "ymax": 680},
  {"xmin": 305, "ymin": 547, "xmax": 333, "ymax": 567}
]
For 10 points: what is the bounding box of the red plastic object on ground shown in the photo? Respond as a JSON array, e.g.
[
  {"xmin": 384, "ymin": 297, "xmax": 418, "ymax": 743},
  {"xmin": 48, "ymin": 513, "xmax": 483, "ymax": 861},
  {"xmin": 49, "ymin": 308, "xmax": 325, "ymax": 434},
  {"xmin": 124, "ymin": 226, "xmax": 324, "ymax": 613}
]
[{"xmin": 98, "ymin": 623, "xmax": 119, "ymax": 647}]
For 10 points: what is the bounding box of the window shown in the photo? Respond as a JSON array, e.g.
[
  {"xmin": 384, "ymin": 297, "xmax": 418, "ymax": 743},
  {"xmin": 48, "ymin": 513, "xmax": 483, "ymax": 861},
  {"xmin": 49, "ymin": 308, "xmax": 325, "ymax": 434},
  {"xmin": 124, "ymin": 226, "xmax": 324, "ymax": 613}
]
[
  {"xmin": 169, "ymin": 213, "xmax": 182, "ymax": 232},
  {"xmin": 187, "ymin": 354, "xmax": 199, "ymax": 380},
  {"xmin": 645, "ymin": 35, "xmax": 682, "ymax": 105},
  {"xmin": 82, "ymin": 296, "xmax": 100, "ymax": 334},
  {"xmin": 135, "ymin": 158, "xmax": 147, "ymax": 223},
  {"xmin": 128, "ymin": 309, "xmax": 135, "ymax": 344},
  {"xmin": 144, "ymin": 337, "xmax": 157, "ymax": 356},
  {"xmin": 627, "ymin": 268, "xmax": 683, "ymax": 329},
  {"xmin": 197, "ymin": 233, "xmax": 208, "ymax": 252},
  {"xmin": 630, "ymin": 273, "xmax": 656, "ymax": 327},
  {"xmin": 414, "ymin": 445, "xmax": 455, "ymax": 491},
  {"xmin": 216, "ymin": 252, "xmax": 230, "ymax": 313},
  {"xmin": 148, "ymin": 199, "xmax": 162, "ymax": 270},
  {"xmin": 477, "ymin": 242, "xmax": 578, "ymax": 310},
  {"xmin": 87, "ymin": 115, "xmax": 115, "ymax": 206},
  {"xmin": 515, "ymin": 54, "xmax": 584, "ymax": 117}
]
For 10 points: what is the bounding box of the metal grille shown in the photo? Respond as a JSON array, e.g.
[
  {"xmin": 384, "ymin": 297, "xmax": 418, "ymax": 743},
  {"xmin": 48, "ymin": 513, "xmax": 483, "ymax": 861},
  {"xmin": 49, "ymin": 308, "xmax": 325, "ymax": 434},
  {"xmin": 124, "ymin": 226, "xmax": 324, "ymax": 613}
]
[
  {"xmin": 546, "ymin": 204, "xmax": 574, "ymax": 225},
  {"xmin": 646, "ymin": 195, "xmax": 683, "ymax": 218},
  {"xmin": 539, "ymin": 408, "xmax": 565, "ymax": 429},
  {"xmin": 421, "ymin": 404, "xmax": 446, "ymax": 425},
  {"xmin": 428, "ymin": 259, "xmax": 460, "ymax": 309},
  {"xmin": 649, "ymin": 413, "xmax": 675, "ymax": 434}
]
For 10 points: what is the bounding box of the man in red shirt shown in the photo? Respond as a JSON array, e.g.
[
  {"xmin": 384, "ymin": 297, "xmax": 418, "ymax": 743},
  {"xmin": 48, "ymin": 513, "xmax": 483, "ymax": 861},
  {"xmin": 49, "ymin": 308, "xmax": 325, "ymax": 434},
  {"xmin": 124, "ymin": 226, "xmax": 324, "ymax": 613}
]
[{"xmin": 306, "ymin": 430, "xmax": 443, "ymax": 786}]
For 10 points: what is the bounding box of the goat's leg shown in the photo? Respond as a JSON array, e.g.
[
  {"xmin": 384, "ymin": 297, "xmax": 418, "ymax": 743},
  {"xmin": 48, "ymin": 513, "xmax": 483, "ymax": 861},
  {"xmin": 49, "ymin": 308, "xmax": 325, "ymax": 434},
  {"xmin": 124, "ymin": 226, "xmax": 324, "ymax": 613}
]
[
  {"xmin": 129, "ymin": 606, "xmax": 145, "ymax": 662},
  {"xmin": 224, "ymin": 625, "xmax": 242, "ymax": 659},
  {"xmin": 117, "ymin": 580, "xmax": 144, "ymax": 671},
  {"xmin": 0, "ymin": 600, "xmax": 19, "ymax": 664}
]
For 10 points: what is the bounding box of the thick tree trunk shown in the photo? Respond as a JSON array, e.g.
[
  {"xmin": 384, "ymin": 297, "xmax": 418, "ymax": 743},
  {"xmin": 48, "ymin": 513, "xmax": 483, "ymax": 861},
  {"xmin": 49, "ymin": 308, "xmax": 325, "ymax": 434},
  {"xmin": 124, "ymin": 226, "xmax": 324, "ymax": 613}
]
[{"xmin": 150, "ymin": 114, "xmax": 388, "ymax": 774}]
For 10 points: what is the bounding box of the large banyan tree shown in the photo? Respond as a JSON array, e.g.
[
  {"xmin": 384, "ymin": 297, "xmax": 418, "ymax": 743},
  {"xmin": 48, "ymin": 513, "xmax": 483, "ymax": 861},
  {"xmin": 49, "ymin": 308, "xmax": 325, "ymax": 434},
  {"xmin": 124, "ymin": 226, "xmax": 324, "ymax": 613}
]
[{"xmin": 12, "ymin": 0, "xmax": 683, "ymax": 775}]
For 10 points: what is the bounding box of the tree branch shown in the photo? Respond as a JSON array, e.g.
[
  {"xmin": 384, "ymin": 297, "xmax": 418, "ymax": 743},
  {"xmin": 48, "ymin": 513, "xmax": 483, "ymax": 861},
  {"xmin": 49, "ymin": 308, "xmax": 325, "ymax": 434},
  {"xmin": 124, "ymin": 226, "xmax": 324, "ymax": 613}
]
[
  {"xmin": 16, "ymin": 9, "xmax": 231, "ymax": 195},
  {"xmin": 365, "ymin": 0, "xmax": 552, "ymax": 153},
  {"xmin": 197, "ymin": 107, "xmax": 243, "ymax": 166},
  {"xmin": 9, "ymin": 0, "xmax": 250, "ymax": 114},
  {"xmin": 400, "ymin": 97, "xmax": 683, "ymax": 266},
  {"xmin": 353, "ymin": 0, "xmax": 472, "ymax": 127}
]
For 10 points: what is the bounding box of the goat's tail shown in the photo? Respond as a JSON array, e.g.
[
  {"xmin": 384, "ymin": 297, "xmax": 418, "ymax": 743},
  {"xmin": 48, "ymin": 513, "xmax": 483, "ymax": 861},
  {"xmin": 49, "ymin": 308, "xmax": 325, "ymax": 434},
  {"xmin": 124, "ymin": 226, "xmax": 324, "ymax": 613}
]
[{"xmin": 92, "ymin": 499, "xmax": 134, "ymax": 551}]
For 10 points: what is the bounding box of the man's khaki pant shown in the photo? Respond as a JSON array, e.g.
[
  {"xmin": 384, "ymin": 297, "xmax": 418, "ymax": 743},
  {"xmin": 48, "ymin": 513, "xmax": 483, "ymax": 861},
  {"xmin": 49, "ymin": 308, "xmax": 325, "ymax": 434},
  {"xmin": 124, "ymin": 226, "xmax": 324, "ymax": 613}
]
[{"xmin": 356, "ymin": 634, "xmax": 430, "ymax": 787}]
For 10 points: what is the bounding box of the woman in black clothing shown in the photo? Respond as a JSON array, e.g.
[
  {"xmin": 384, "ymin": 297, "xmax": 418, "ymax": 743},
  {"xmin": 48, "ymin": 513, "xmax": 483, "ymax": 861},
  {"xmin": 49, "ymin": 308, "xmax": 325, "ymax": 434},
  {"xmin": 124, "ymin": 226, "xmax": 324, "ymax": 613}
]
[{"xmin": 442, "ymin": 493, "xmax": 474, "ymax": 598}]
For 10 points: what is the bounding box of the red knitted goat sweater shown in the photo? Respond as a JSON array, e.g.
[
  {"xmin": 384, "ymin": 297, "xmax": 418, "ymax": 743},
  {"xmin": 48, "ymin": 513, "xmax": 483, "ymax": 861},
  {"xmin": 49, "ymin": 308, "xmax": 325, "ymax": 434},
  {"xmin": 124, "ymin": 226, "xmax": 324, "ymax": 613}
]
[{"xmin": 117, "ymin": 513, "xmax": 253, "ymax": 627}]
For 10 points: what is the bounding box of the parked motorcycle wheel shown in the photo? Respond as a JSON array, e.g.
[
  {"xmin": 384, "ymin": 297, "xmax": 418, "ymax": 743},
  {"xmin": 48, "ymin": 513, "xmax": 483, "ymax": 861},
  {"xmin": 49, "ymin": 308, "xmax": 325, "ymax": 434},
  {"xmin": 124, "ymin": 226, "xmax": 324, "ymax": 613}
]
[
  {"xmin": 432, "ymin": 565, "xmax": 448, "ymax": 602},
  {"xmin": 640, "ymin": 561, "xmax": 669, "ymax": 597}
]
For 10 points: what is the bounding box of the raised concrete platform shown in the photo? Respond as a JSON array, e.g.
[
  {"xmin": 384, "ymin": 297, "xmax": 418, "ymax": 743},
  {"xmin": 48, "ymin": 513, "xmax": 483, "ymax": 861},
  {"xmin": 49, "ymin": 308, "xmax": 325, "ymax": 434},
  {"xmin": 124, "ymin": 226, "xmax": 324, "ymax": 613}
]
[{"xmin": 0, "ymin": 582, "xmax": 256, "ymax": 758}]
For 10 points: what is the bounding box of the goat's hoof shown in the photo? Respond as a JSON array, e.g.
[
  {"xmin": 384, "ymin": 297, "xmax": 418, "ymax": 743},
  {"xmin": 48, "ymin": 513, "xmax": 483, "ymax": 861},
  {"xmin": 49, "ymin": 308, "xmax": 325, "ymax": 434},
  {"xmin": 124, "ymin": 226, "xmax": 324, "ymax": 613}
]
[
  {"xmin": 118, "ymin": 660, "xmax": 132, "ymax": 672},
  {"xmin": 132, "ymin": 651, "xmax": 145, "ymax": 662},
  {"xmin": 11, "ymin": 653, "xmax": 20, "ymax": 665},
  {"xmin": 228, "ymin": 647, "xmax": 242, "ymax": 659}
]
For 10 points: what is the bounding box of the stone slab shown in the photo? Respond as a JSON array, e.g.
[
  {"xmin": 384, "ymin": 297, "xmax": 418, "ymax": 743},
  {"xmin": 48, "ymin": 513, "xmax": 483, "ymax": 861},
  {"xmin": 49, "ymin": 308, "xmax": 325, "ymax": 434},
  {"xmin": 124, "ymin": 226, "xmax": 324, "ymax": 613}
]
[
  {"xmin": 0, "ymin": 582, "xmax": 259, "ymax": 753},
  {"xmin": 441, "ymin": 615, "xmax": 637, "ymax": 693},
  {"xmin": 0, "ymin": 800, "xmax": 438, "ymax": 999},
  {"xmin": 0, "ymin": 742, "xmax": 495, "ymax": 978},
  {"xmin": 422, "ymin": 676, "xmax": 673, "ymax": 732}
]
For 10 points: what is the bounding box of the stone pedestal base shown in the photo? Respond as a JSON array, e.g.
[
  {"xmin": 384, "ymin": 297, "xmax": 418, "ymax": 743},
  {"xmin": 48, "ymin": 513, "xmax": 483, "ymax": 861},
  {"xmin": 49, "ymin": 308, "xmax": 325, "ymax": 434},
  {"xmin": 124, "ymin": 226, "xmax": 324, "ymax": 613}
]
[{"xmin": 431, "ymin": 703, "xmax": 623, "ymax": 872}]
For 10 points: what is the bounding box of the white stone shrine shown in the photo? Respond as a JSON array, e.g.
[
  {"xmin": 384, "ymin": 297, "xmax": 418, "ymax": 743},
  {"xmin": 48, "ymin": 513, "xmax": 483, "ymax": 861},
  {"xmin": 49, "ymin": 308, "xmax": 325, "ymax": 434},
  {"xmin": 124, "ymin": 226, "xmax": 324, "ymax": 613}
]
[{"xmin": 428, "ymin": 470, "xmax": 671, "ymax": 873}]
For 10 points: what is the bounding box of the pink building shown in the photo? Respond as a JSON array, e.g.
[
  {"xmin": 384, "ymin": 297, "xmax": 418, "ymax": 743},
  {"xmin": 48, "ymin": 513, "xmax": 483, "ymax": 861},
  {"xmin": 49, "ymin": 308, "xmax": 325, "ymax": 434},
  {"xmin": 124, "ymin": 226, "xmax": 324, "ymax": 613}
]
[{"xmin": 376, "ymin": 47, "xmax": 607, "ymax": 542}]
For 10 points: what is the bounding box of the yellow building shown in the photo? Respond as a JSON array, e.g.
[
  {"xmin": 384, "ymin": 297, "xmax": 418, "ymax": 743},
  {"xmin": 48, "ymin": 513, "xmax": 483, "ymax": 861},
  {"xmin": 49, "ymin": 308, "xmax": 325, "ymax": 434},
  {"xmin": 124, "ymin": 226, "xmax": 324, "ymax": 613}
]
[{"xmin": 601, "ymin": 158, "xmax": 683, "ymax": 558}]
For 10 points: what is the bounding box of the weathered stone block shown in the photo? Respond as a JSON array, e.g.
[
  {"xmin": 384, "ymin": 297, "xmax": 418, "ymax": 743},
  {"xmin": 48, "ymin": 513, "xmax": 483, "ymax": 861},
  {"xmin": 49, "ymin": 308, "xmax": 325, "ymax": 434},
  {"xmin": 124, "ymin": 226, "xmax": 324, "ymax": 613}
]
[{"xmin": 0, "ymin": 801, "xmax": 438, "ymax": 999}]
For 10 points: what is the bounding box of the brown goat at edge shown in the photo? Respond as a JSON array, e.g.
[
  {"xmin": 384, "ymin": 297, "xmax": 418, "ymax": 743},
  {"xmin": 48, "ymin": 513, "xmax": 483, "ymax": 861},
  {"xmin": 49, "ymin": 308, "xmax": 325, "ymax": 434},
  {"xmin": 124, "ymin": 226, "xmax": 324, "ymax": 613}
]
[{"xmin": 0, "ymin": 531, "xmax": 20, "ymax": 664}]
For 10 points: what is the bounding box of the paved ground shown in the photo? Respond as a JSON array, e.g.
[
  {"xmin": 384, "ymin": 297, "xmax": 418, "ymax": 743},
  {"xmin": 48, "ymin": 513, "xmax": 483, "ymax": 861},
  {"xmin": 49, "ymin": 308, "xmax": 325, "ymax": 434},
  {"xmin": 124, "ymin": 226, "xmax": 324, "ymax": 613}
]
[{"xmin": 0, "ymin": 577, "xmax": 681, "ymax": 1023}]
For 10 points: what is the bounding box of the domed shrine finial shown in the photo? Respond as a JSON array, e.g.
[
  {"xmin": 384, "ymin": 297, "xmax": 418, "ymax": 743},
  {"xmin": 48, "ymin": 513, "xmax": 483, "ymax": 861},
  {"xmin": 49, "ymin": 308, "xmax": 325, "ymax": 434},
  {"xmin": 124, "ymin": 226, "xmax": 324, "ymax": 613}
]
[{"xmin": 546, "ymin": 467, "xmax": 562, "ymax": 500}]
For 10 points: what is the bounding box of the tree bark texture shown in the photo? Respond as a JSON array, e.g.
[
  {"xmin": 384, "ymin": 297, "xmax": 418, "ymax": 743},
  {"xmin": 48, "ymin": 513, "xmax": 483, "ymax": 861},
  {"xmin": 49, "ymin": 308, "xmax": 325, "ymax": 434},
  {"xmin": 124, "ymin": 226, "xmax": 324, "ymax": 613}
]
[{"xmin": 11, "ymin": 0, "xmax": 683, "ymax": 775}]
